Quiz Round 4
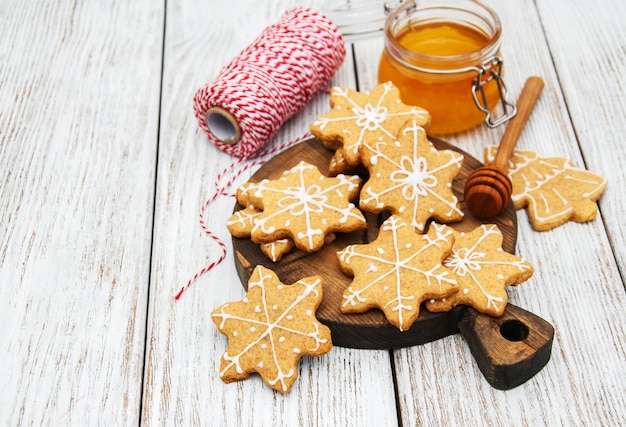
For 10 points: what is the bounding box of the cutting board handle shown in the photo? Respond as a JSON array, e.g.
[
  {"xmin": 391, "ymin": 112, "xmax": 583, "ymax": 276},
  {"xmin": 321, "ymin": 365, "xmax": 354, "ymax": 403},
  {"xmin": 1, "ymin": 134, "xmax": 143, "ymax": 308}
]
[{"xmin": 458, "ymin": 304, "xmax": 554, "ymax": 390}]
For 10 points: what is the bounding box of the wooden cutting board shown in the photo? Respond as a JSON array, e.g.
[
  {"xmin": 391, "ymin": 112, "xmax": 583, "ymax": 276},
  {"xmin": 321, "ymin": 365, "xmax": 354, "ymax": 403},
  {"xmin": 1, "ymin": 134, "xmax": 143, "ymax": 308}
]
[
  {"xmin": 232, "ymin": 136, "xmax": 519, "ymax": 346},
  {"xmin": 231, "ymin": 136, "xmax": 554, "ymax": 389}
]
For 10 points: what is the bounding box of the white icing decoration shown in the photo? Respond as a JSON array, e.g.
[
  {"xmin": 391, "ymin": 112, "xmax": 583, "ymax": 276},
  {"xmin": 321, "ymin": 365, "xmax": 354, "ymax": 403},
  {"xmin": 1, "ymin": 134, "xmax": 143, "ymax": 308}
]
[
  {"xmin": 366, "ymin": 262, "xmax": 378, "ymax": 273},
  {"xmin": 339, "ymin": 215, "xmax": 457, "ymax": 331},
  {"xmin": 359, "ymin": 121, "xmax": 463, "ymax": 231},
  {"xmin": 437, "ymin": 223, "xmax": 533, "ymax": 313},
  {"xmin": 311, "ymin": 82, "xmax": 430, "ymax": 164},
  {"xmin": 211, "ymin": 267, "xmax": 329, "ymax": 392},
  {"xmin": 251, "ymin": 161, "xmax": 364, "ymax": 251},
  {"xmin": 489, "ymin": 146, "xmax": 607, "ymax": 225}
]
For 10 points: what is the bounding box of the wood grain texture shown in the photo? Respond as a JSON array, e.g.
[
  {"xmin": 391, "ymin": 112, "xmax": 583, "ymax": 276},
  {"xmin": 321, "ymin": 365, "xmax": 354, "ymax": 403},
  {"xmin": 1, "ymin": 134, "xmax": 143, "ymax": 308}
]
[
  {"xmin": 0, "ymin": 0, "xmax": 163, "ymax": 425},
  {"xmin": 535, "ymin": 0, "xmax": 626, "ymax": 282},
  {"xmin": 1, "ymin": 0, "xmax": 625, "ymax": 425},
  {"xmin": 458, "ymin": 304, "xmax": 554, "ymax": 390},
  {"xmin": 376, "ymin": 0, "xmax": 626, "ymax": 424},
  {"xmin": 141, "ymin": 0, "xmax": 398, "ymax": 425}
]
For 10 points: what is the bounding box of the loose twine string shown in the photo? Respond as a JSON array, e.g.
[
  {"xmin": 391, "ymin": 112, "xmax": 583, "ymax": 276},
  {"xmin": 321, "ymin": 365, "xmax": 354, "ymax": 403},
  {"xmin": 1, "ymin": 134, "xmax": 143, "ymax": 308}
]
[
  {"xmin": 174, "ymin": 133, "xmax": 308, "ymax": 300},
  {"xmin": 176, "ymin": 7, "xmax": 345, "ymax": 299}
]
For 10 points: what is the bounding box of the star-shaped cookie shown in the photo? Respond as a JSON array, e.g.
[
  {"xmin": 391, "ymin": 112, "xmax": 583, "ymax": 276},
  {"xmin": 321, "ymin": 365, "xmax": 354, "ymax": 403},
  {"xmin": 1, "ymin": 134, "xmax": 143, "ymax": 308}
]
[
  {"xmin": 211, "ymin": 265, "xmax": 332, "ymax": 393},
  {"xmin": 310, "ymin": 81, "xmax": 431, "ymax": 166},
  {"xmin": 359, "ymin": 120, "xmax": 464, "ymax": 232},
  {"xmin": 248, "ymin": 161, "xmax": 366, "ymax": 252},
  {"xmin": 338, "ymin": 215, "xmax": 459, "ymax": 331},
  {"xmin": 227, "ymin": 181, "xmax": 296, "ymax": 261},
  {"xmin": 425, "ymin": 223, "xmax": 534, "ymax": 317}
]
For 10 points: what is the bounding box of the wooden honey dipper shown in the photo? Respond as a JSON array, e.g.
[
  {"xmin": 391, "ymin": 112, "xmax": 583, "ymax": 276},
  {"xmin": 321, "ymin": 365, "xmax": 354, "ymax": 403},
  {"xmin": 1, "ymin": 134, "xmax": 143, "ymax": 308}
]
[{"xmin": 464, "ymin": 76, "xmax": 544, "ymax": 218}]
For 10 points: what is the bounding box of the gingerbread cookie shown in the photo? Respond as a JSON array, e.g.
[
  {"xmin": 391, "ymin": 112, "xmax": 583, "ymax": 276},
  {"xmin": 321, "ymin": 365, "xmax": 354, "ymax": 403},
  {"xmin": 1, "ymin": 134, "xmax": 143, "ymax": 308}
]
[
  {"xmin": 228, "ymin": 175, "xmax": 344, "ymax": 261},
  {"xmin": 259, "ymin": 239, "xmax": 295, "ymax": 263},
  {"xmin": 328, "ymin": 147, "xmax": 367, "ymax": 176},
  {"xmin": 359, "ymin": 120, "xmax": 464, "ymax": 232},
  {"xmin": 311, "ymin": 81, "xmax": 431, "ymax": 167},
  {"xmin": 425, "ymin": 223, "xmax": 534, "ymax": 317},
  {"xmin": 227, "ymin": 206, "xmax": 261, "ymax": 238},
  {"xmin": 485, "ymin": 147, "xmax": 607, "ymax": 231},
  {"xmin": 258, "ymin": 234, "xmax": 335, "ymax": 262},
  {"xmin": 235, "ymin": 180, "xmax": 259, "ymax": 205},
  {"xmin": 338, "ymin": 215, "xmax": 459, "ymax": 331},
  {"xmin": 227, "ymin": 182, "xmax": 296, "ymax": 261},
  {"xmin": 227, "ymin": 180, "xmax": 264, "ymax": 240},
  {"xmin": 227, "ymin": 205, "xmax": 295, "ymax": 261},
  {"xmin": 248, "ymin": 161, "xmax": 366, "ymax": 252},
  {"xmin": 211, "ymin": 265, "xmax": 332, "ymax": 393}
]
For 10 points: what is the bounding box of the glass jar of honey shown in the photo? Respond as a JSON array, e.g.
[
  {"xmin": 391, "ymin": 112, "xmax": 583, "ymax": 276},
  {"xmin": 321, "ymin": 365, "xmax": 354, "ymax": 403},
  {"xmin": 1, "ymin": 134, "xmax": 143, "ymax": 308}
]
[{"xmin": 378, "ymin": 0, "xmax": 515, "ymax": 135}]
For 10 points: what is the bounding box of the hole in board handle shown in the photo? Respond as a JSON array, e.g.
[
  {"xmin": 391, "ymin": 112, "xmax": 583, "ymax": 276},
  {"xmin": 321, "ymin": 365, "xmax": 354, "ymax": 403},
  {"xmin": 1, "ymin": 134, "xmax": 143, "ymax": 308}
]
[{"xmin": 500, "ymin": 319, "xmax": 529, "ymax": 342}]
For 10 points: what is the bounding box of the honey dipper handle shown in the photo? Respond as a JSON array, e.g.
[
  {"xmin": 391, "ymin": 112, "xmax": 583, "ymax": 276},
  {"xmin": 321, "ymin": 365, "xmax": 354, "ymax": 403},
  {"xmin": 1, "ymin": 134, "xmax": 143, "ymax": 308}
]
[{"xmin": 492, "ymin": 76, "xmax": 545, "ymax": 171}]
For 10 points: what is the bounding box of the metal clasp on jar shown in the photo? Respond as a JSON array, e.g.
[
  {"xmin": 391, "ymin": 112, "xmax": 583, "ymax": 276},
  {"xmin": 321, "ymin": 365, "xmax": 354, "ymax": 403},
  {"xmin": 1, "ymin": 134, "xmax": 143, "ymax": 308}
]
[{"xmin": 472, "ymin": 57, "xmax": 517, "ymax": 127}]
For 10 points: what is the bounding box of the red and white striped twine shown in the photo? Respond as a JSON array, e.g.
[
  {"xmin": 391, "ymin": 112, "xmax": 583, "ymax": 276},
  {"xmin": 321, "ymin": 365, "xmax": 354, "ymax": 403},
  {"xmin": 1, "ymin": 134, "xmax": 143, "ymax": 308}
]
[
  {"xmin": 174, "ymin": 134, "xmax": 309, "ymax": 300},
  {"xmin": 193, "ymin": 7, "xmax": 346, "ymax": 157},
  {"xmin": 177, "ymin": 7, "xmax": 345, "ymax": 300}
]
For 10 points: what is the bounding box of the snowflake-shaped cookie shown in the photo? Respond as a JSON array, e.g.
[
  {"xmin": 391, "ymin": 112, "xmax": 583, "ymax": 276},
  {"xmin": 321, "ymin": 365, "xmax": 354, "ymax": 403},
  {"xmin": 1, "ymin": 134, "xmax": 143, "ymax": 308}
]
[
  {"xmin": 227, "ymin": 182, "xmax": 296, "ymax": 261},
  {"xmin": 310, "ymin": 81, "xmax": 431, "ymax": 166},
  {"xmin": 227, "ymin": 206, "xmax": 262, "ymax": 238},
  {"xmin": 425, "ymin": 223, "xmax": 534, "ymax": 317},
  {"xmin": 359, "ymin": 120, "xmax": 464, "ymax": 232},
  {"xmin": 227, "ymin": 206, "xmax": 295, "ymax": 262},
  {"xmin": 328, "ymin": 147, "xmax": 367, "ymax": 176},
  {"xmin": 249, "ymin": 161, "xmax": 366, "ymax": 252},
  {"xmin": 337, "ymin": 215, "xmax": 459, "ymax": 331},
  {"xmin": 485, "ymin": 147, "xmax": 607, "ymax": 231},
  {"xmin": 211, "ymin": 265, "xmax": 332, "ymax": 393}
]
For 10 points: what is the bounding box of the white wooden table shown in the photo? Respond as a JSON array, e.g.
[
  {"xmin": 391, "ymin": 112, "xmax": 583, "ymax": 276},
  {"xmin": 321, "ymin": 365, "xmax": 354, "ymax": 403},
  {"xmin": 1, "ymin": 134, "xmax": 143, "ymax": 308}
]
[{"xmin": 2, "ymin": 0, "xmax": 625, "ymax": 425}]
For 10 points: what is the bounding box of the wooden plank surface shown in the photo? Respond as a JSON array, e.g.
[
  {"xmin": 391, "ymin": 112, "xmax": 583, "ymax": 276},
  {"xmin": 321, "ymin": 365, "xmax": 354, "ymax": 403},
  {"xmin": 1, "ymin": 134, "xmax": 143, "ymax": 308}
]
[
  {"xmin": 363, "ymin": 0, "xmax": 626, "ymax": 424},
  {"xmin": 0, "ymin": 0, "xmax": 163, "ymax": 425},
  {"xmin": 535, "ymin": 0, "xmax": 626, "ymax": 280},
  {"xmin": 141, "ymin": 1, "xmax": 399, "ymax": 425},
  {"xmin": 2, "ymin": 0, "xmax": 625, "ymax": 425}
]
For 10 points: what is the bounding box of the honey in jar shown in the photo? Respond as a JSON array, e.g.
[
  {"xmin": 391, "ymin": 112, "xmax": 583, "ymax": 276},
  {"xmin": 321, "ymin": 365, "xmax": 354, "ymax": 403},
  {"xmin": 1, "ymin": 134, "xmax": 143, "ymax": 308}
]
[{"xmin": 378, "ymin": 0, "xmax": 512, "ymax": 135}]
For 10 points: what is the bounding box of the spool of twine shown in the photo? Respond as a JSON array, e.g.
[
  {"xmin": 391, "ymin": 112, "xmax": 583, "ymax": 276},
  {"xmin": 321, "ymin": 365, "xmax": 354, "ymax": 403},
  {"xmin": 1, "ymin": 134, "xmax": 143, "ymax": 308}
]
[
  {"xmin": 178, "ymin": 7, "xmax": 346, "ymax": 299},
  {"xmin": 193, "ymin": 7, "xmax": 346, "ymax": 157}
]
